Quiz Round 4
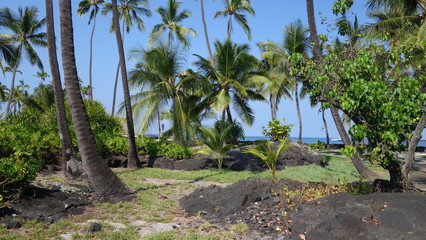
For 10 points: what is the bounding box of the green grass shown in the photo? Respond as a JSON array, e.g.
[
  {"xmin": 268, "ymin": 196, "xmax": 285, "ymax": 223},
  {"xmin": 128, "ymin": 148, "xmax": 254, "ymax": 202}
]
[
  {"xmin": 116, "ymin": 155, "xmax": 387, "ymax": 185},
  {"xmin": 1, "ymin": 154, "xmax": 387, "ymax": 240}
]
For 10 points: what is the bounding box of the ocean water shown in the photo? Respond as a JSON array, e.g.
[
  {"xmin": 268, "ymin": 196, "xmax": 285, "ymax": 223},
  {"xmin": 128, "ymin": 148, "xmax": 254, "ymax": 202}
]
[{"xmin": 244, "ymin": 136, "xmax": 426, "ymax": 147}]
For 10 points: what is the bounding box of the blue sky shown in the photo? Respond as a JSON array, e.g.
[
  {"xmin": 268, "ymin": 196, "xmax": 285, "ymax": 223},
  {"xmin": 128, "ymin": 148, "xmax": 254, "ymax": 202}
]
[{"xmin": 1, "ymin": 0, "xmax": 372, "ymax": 138}]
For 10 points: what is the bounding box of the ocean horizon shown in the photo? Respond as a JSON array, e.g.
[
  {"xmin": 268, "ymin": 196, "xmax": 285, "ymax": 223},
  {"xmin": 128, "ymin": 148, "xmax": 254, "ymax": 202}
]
[{"xmin": 244, "ymin": 136, "xmax": 426, "ymax": 147}]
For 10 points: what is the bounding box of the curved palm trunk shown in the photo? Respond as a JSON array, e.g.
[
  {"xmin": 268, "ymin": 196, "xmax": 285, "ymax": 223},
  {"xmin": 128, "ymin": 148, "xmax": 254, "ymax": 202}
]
[
  {"xmin": 111, "ymin": 19, "xmax": 126, "ymax": 116},
  {"xmin": 295, "ymin": 83, "xmax": 302, "ymax": 141},
  {"xmin": 59, "ymin": 0, "xmax": 135, "ymax": 202},
  {"xmin": 45, "ymin": 0, "xmax": 82, "ymax": 178},
  {"xmin": 321, "ymin": 103, "xmax": 330, "ymax": 148},
  {"xmin": 88, "ymin": 7, "xmax": 97, "ymax": 100},
  {"xmin": 199, "ymin": 0, "xmax": 214, "ymax": 64},
  {"xmin": 330, "ymin": 107, "xmax": 379, "ymax": 179},
  {"xmin": 402, "ymin": 110, "xmax": 426, "ymax": 188},
  {"xmin": 5, "ymin": 46, "xmax": 22, "ymax": 117},
  {"xmin": 111, "ymin": 0, "xmax": 140, "ymax": 169},
  {"xmin": 270, "ymin": 93, "xmax": 277, "ymax": 120}
]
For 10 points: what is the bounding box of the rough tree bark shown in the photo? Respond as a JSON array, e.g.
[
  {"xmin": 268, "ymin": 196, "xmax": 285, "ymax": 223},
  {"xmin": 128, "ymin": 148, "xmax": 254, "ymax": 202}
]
[
  {"xmin": 59, "ymin": 0, "xmax": 135, "ymax": 202},
  {"xmin": 111, "ymin": 0, "xmax": 141, "ymax": 169}
]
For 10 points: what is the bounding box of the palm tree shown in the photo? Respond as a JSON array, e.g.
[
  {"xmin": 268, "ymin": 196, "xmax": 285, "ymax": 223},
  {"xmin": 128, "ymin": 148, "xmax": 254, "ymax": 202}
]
[
  {"xmin": 365, "ymin": 0, "xmax": 425, "ymax": 42},
  {"xmin": 194, "ymin": 39, "xmax": 265, "ymax": 143},
  {"xmin": 195, "ymin": 0, "xmax": 214, "ymax": 63},
  {"xmin": 149, "ymin": 0, "xmax": 197, "ymax": 48},
  {"xmin": 0, "ymin": 11, "xmax": 16, "ymax": 73},
  {"xmin": 284, "ymin": 20, "xmax": 310, "ymax": 141},
  {"xmin": 110, "ymin": 0, "xmax": 140, "ymax": 169},
  {"xmin": 128, "ymin": 42, "xmax": 208, "ymax": 143},
  {"xmin": 12, "ymin": 79, "xmax": 29, "ymax": 113},
  {"xmin": 59, "ymin": 0, "xmax": 134, "ymax": 202},
  {"xmin": 1, "ymin": 6, "xmax": 47, "ymax": 117},
  {"xmin": 77, "ymin": 0, "xmax": 105, "ymax": 100},
  {"xmin": 214, "ymin": 0, "xmax": 255, "ymax": 40},
  {"xmin": 197, "ymin": 125, "xmax": 233, "ymax": 169},
  {"xmin": 306, "ymin": 0, "xmax": 322, "ymax": 61},
  {"xmin": 45, "ymin": 0, "xmax": 81, "ymax": 178},
  {"xmin": 33, "ymin": 70, "xmax": 50, "ymax": 83},
  {"xmin": 257, "ymin": 42, "xmax": 293, "ymax": 121},
  {"xmin": 101, "ymin": 0, "xmax": 151, "ymax": 116},
  {"xmin": 244, "ymin": 140, "xmax": 291, "ymax": 180}
]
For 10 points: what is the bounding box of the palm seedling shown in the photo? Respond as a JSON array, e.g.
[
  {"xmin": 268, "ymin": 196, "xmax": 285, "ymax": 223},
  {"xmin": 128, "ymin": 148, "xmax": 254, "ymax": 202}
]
[
  {"xmin": 197, "ymin": 125, "xmax": 233, "ymax": 169},
  {"xmin": 244, "ymin": 140, "xmax": 292, "ymax": 180}
]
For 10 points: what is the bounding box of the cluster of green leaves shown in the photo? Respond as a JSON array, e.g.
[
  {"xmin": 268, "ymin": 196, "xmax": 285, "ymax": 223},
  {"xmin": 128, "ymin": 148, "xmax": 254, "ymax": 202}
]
[
  {"xmin": 308, "ymin": 140, "xmax": 326, "ymax": 150},
  {"xmin": 262, "ymin": 119, "xmax": 293, "ymax": 141},
  {"xmin": 100, "ymin": 135, "xmax": 194, "ymax": 159},
  {"xmin": 0, "ymin": 109, "xmax": 57, "ymax": 203},
  {"xmin": 307, "ymin": 43, "xmax": 426, "ymax": 169},
  {"xmin": 244, "ymin": 140, "xmax": 292, "ymax": 180}
]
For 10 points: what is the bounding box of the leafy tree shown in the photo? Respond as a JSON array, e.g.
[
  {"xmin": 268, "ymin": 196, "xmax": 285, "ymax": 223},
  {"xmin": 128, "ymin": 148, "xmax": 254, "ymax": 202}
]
[
  {"xmin": 262, "ymin": 119, "xmax": 293, "ymax": 141},
  {"xmin": 214, "ymin": 0, "xmax": 255, "ymax": 40},
  {"xmin": 149, "ymin": 0, "xmax": 197, "ymax": 48},
  {"xmin": 1, "ymin": 6, "xmax": 47, "ymax": 116},
  {"xmin": 77, "ymin": 0, "xmax": 105, "ymax": 100},
  {"xmin": 307, "ymin": 42, "xmax": 426, "ymax": 188},
  {"xmin": 244, "ymin": 140, "xmax": 292, "ymax": 180},
  {"xmin": 109, "ymin": 0, "xmax": 141, "ymax": 169},
  {"xmin": 101, "ymin": 0, "xmax": 151, "ymax": 116},
  {"xmin": 59, "ymin": 0, "xmax": 134, "ymax": 202},
  {"xmin": 197, "ymin": 125, "xmax": 233, "ymax": 169}
]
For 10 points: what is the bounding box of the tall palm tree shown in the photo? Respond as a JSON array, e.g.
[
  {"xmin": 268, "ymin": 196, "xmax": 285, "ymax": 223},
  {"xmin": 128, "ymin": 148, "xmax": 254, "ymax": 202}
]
[
  {"xmin": 77, "ymin": 0, "xmax": 105, "ymax": 100},
  {"xmin": 195, "ymin": 0, "xmax": 214, "ymax": 63},
  {"xmin": 149, "ymin": 0, "xmax": 197, "ymax": 48},
  {"xmin": 257, "ymin": 41, "xmax": 293, "ymax": 121},
  {"xmin": 214, "ymin": 0, "xmax": 255, "ymax": 40},
  {"xmin": 45, "ymin": 0, "xmax": 81, "ymax": 178},
  {"xmin": 1, "ymin": 6, "xmax": 47, "ymax": 116},
  {"xmin": 306, "ymin": 0, "xmax": 322, "ymax": 61},
  {"xmin": 194, "ymin": 39, "xmax": 265, "ymax": 143},
  {"xmin": 110, "ymin": 0, "xmax": 140, "ymax": 169},
  {"xmin": 128, "ymin": 42, "xmax": 208, "ymax": 143},
  {"xmin": 59, "ymin": 0, "xmax": 134, "ymax": 202},
  {"xmin": 33, "ymin": 70, "xmax": 50, "ymax": 83},
  {"xmin": 101, "ymin": 0, "xmax": 151, "ymax": 116}
]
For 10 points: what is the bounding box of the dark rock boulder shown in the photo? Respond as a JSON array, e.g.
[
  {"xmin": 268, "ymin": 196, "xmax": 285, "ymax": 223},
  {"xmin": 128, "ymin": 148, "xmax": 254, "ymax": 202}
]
[
  {"xmin": 148, "ymin": 156, "xmax": 175, "ymax": 170},
  {"xmin": 174, "ymin": 156, "xmax": 215, "ymax": 171},
  {"xmin": 0, "ymin": 183, "xmax": 91, "ymax": 224},
  {"xmin": 179, "ymin": 178, "xmax": 279, "ymax": 219},
  {"xmin": 280, "ymin": 141, "xmax": 325, "ymax": 167},
  {"xmin": 86, "ymin": 222, "xmax": 102, "ymax": 233},
  {"xmin": 105, "ymin": 155, "xmax": 127, "ymax": 168},
  {"xmin": 288, "ymin": 192, "xmax": 426, "ymax": 240}
]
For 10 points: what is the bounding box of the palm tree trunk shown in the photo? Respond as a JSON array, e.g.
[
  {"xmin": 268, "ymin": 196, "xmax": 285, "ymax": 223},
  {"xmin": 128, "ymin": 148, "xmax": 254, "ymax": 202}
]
[
  {"xmin": 227, "ymin": 16, "xmax": 232, "ymax": 40},
  {"xmin": 225, "ymin": 106, "xmax": 238, "ymax": 144},
  {"xmin": 111, "ymin": 0, "xmax": 140, "ymax": 169},
  {"xmin": 321, "ymin": 103, "xmax": 330, "ymax": 148},
  {"xmin": 45, "ymin": 0, "xmax": 82, "ymax": 178},
  {"xmin": 59, "ymin": 0, "xmax": 135, "ymax": 202},
  {"xmin": 295, "ymin": 83, "xmax": 302, "ymax": 141},
  {"xmin": 5, "ymin": 46, "xmax": 22, "ymax": 117},
  {"xmin": 330, "ymin": 107, "xmax": 379, "ymax": 179},
  {"xmin": 270, "ymin": 93, "xmax": 277, "ymax": 121},
  {"xmin": 306, "ymin": 0, "xmax": 322, "ymax": 61},
  {"xmin": 199, "ymin": 0, "xmax": 214, "ymax": 64},
  {"xmin": 88, "ymin": 7, "xmax": 97, "ymax": 100},
  {"xmin": 111, "ymin": 19, "xmax": 126, "ymax": 117},
  {"xmin": 158, "ymin": 111, "xmax": 162, "ymax": 137},
  {"xmin": 402, "ymin": 110, "xmax": 426, "ymax": 188}
]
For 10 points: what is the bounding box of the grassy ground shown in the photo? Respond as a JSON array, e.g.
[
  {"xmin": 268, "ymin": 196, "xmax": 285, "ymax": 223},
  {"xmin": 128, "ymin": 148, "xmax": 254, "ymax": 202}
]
[{"xmin": 0, "ymin": 155, "xmax": 387, "ymax": 240}]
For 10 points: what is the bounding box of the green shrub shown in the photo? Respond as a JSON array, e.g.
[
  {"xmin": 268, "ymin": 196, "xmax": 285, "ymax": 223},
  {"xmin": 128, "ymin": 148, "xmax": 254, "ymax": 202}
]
[
  {"xmin": 309, "ymin": 140, "xmax": 326, "ymax": 150},
  {"xmin": 136, "ymin": 137, "xmax": 193, "ymax": 159},
  {"xmin": 0, "ymin": 151, "xmax": 43, "ymax": 205},
  {"xmin": 262, "ymin": 119, "xmax": 293, "ymax": 141}
]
